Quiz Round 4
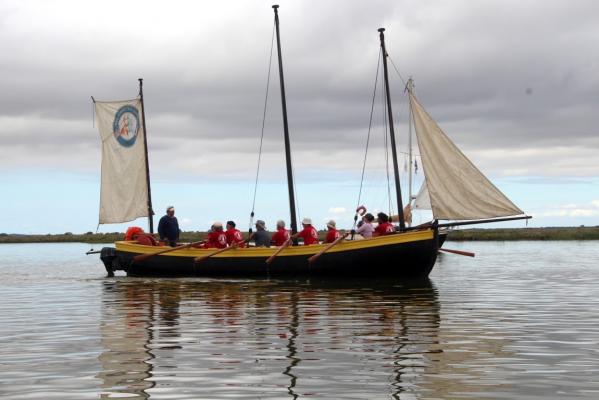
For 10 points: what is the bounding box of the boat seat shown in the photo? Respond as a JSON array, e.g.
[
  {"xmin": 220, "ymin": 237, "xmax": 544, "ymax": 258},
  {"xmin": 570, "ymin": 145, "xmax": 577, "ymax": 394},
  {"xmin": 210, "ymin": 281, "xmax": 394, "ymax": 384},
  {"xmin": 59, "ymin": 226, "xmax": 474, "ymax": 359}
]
[{"xmin": 136, "ymin": 233, "xmax": 159, "ymax": 246}]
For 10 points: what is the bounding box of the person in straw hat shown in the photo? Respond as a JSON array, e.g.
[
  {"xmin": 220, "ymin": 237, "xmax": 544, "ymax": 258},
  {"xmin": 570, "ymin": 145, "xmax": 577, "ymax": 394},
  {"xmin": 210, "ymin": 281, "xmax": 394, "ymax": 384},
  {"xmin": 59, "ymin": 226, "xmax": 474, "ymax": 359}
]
[
  {"xmin": 325, "ymin": 220, "xmax": 340, "ymax": 243},
  {"xmin": 293, "ymin": 217, "xmax": 319, "ymax": 245}
]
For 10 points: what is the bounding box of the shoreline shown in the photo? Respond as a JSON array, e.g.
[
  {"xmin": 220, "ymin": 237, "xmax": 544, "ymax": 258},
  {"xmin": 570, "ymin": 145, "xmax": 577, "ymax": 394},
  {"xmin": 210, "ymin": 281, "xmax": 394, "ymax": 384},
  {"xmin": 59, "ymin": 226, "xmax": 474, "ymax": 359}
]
[{"xmin": 1, "ymin": 226, "xmax": 598, "ymax": 244}]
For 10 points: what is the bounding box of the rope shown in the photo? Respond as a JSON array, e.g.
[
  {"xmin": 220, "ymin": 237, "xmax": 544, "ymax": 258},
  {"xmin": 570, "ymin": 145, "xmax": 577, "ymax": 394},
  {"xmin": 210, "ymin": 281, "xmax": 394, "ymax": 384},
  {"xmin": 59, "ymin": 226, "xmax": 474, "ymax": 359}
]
[
  {"xmin": 352, "ymin": 47, "xmax": 382, "ymax": 234},
  {"xmin": 388, "ymin": 55, "xmax": 407, "ymax": 87},
  {"xmin": 249, "ymin": 21, "xmax": 276, "ymax": 233}
]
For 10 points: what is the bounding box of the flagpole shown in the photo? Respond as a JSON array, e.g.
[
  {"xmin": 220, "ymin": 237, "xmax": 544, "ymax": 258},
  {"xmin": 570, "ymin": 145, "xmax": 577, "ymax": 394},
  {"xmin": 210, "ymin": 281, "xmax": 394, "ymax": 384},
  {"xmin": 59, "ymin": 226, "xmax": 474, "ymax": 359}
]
[{"xmin": 138, "ymin": 78, "xmax": 154, "ymax": 233}]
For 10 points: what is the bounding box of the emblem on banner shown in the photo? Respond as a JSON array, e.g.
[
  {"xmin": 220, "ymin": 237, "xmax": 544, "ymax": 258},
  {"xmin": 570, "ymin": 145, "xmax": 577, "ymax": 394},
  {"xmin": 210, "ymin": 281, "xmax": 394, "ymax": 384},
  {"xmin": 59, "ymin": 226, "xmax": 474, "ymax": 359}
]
[{"xmin": 112, "ymin": 105, "xmax": 141, "ymax": 147}]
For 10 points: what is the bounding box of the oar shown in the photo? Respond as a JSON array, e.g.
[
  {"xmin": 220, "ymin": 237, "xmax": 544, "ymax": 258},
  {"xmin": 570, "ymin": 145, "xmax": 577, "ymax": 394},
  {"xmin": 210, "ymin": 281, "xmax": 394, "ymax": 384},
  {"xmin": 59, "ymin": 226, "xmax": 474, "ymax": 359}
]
[
  {"xmin": 439, "ymin": 248, "xmax": 475, "ymax": 257},
  {"xmin": 194, "ymin": 242, "xmax": 238, "ymax": 264},
  {"xmin": 308, "ymin": 232, "xmax": 349, "ymax": 264},
  {"xmin": 133, "ymin": 240, "xmax": 204, "ymax": 262},
  {"xmin": 266, "ymin": 238, "xmax": 292, "ymax": 265}
]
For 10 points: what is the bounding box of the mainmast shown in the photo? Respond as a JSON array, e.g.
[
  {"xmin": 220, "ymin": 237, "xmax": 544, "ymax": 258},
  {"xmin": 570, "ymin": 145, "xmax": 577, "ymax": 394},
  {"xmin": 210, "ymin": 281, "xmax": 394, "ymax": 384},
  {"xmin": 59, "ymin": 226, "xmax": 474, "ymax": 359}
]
[
  {"xmin": 407, "ymin": 77, "xmax": 414, "ymax": 227},
  {"xmin": 138, "ymin": 78, "xmax": 154, "ymax": 233},
  {"xmin": 273, "ymin": 5, "xmax": 298, "ymax": 235},
  {"xmin": 378, "ymin": 28, "xmax": 406, "ymax": 231}
]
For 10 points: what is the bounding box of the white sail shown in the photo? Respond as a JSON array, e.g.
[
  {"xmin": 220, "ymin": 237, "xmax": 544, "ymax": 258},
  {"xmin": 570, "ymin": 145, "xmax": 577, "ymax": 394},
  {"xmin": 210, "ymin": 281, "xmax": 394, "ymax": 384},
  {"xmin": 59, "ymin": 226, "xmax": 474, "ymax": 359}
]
[
  {"xmin": 95, "ymin": 98, "xmax": 149, "ymax": 224},
  {"xmin": 412, "ymin": 182, "xmax": 431, "ymax": 210},
  {"xmin": 409, "ymin": 93, "xmax": 524, "ymax": 220}
]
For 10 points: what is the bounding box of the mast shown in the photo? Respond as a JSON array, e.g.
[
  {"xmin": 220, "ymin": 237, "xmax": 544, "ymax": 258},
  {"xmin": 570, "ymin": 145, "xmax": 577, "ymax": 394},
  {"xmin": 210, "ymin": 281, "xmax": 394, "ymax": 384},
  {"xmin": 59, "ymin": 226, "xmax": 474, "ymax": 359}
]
[
  {"xmin": 378, "ymin": 28, "xmax": 406, "ymax": 231},
  {"xmin": 273, "ymin": 5, "xmax": 298, "ymax": 235},
  {"xmin": 407, "ymin": 77, "xmax": 414, "ymax": 227},
  {"xmin": 138, "ymin": 78, "xmax": 154, "ymax": 233}
]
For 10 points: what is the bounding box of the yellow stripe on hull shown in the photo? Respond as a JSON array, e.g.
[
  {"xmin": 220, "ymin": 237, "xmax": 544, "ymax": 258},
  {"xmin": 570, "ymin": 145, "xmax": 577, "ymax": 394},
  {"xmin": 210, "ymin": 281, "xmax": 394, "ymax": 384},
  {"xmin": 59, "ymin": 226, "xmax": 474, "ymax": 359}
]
[{"xmin": 115, "ymin": 229, "xmax": 435, "ymax": 259}]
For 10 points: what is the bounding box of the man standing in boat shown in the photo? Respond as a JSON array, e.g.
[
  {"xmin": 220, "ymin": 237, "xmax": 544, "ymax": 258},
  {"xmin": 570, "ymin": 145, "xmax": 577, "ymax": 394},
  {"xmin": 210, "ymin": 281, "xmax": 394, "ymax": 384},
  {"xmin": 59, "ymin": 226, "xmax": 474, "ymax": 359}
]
[{"xmin": 158, "ymin": 206, "xmax": 180, "ymax": 247}]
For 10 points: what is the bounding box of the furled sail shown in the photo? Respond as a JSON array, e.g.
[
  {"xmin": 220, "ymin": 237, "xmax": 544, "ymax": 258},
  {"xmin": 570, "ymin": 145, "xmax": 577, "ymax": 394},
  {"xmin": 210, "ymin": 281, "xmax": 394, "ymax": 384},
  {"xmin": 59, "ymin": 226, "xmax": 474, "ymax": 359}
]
[
  {"xmin": 409, "ymin": 93, "xmax": 524, "ymax": 220},
  {"xmin": 95, "ymin": 98, "xmax": 149, "ymax": 224}
]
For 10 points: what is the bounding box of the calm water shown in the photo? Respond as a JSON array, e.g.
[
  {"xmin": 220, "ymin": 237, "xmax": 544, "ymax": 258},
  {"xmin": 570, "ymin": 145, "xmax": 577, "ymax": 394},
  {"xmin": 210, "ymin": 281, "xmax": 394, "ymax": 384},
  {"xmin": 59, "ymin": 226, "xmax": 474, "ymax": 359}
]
[{"xmin": 0, "ymin": 241, "xmax": 598, "ymax": 399}]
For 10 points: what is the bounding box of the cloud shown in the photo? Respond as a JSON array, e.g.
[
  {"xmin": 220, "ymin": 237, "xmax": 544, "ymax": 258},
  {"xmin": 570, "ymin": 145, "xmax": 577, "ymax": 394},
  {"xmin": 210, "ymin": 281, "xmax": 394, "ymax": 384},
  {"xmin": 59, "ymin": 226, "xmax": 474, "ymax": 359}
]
[
  {"xmin": 328, "ymin": 207, "xmax": 347, "ymax": 214},
  {"xmin": 542, "ymin": 201, "xmax": 599, "ymax": 218},
  {"xmin": 0, "ymin": 0, "xmax": 598, "ymax": 183}
]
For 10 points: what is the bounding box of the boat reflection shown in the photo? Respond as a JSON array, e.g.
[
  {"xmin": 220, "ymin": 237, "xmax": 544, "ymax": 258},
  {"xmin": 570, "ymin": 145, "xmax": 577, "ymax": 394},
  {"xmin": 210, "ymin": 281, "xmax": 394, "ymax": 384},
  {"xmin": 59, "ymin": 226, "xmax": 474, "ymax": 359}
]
[{"xmin": 97, "ymin": 278, "xmax": 441, "ymax": 398}]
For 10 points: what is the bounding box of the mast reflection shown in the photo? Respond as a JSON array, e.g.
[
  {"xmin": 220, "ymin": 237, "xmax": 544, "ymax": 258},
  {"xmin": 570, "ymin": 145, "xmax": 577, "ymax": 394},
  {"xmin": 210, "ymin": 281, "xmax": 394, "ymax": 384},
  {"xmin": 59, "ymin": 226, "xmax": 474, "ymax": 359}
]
[{"xmin": 97, "ymin": 278, "xmax": 442, "ymax": 398}]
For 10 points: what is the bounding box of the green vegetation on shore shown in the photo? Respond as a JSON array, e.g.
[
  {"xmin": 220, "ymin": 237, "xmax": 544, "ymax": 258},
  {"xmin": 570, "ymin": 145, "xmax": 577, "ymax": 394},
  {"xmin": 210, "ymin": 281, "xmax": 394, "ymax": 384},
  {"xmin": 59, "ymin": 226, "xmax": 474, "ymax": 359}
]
[
  {"xmin": 1, "ymin": 226, "xmax": 598, "ymax": 244},
  {"xmin": 446, "ymin": 226, "xmax": 599, "ymax": 241}
]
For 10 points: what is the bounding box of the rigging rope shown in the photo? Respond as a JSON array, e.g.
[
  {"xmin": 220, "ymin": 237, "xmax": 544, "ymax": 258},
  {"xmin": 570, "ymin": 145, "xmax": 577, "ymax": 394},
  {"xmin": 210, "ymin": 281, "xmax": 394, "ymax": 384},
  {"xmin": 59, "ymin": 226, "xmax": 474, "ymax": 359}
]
[
  {"xmin": 352, "ymin": 47, "xmax": 382, "ymax": 234},
  {"xmin": 249, "ymin": 22, "xmax": 276, "ymax": 234},
  {"xmin": 388, "ymin": 55, "xmax": 407, "ymax": 88}
]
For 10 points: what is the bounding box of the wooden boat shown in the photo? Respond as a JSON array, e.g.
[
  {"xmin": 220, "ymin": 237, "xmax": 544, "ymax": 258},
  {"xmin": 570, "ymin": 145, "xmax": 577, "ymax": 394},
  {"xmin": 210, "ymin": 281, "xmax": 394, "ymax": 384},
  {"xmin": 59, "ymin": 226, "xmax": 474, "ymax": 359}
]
[
  {"xmin": 101, "ymin": 228, "xmax": 438, "ymax": 277},
  {"xmin": 97, "ymin": 5, "xmax": 528, "ymax": 278}
]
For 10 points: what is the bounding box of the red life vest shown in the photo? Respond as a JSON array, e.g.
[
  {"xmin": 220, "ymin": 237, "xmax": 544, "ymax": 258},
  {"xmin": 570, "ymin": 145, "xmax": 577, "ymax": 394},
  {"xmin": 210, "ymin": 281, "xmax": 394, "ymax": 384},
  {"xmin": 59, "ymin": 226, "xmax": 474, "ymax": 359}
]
[
  {"xmin": 125, "ymin": 226, "xmax": 144, "ymax": 241},
  {"xmin": 271, "ymin": 228, "xmax": 290, "ymax": 246},
  {"xmin": 204, "ymin": 231, "xmax": 227, "ymax": 249},
  {"xmin": 325, "ymin": 228, "xmax": 340, "ymax": 243},
  {"xmin": 375, "ymin": 222, "xmax": 396, "ymax": 236},
  {"xmin": 225, "ymin": 228, "xmax": 245, "ymax": 248},
  {"xmin": 298, "ymin": 225, "xmax": 319, "ymax": 245}
]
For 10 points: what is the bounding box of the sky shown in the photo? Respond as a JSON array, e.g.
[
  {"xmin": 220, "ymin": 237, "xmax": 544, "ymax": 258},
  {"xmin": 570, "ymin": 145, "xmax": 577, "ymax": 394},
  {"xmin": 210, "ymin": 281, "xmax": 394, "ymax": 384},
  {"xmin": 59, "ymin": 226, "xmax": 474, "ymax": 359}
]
[{"xmin": 1, "ymin": 0, "xmax": 598, "ymax": 234}]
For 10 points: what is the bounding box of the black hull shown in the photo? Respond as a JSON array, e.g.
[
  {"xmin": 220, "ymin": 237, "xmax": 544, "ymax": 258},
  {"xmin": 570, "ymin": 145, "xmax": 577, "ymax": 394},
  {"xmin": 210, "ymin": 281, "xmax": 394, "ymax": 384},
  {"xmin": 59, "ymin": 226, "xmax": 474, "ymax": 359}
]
[{"xmin": 101, "ymin": 229, "xmax": 439, "ymax": 279}]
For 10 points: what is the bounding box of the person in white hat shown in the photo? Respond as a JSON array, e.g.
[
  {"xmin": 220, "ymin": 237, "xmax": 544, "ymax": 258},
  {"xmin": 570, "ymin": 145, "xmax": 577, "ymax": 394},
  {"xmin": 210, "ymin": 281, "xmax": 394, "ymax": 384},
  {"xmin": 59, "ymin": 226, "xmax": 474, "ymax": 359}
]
[
  {"xmin": 293, "ymin": 217, "xmax": 319, "ymax": 245},
  {"xmin": 325, "ymin": 220, "xmax": 340, "ymax": 243}
]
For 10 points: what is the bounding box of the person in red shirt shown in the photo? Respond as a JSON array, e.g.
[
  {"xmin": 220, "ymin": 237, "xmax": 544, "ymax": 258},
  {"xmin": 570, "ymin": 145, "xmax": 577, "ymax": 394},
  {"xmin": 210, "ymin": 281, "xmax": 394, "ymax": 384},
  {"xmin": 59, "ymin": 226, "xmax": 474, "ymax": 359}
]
[
  {"xmin": 204, "ymin": 222, "xmax": 228, "ymax": 249},
  {"xmin": 225, "ymin": 220, "xmax": 246, "ymax": 248},
  {"xmin": 373, "ymin": 212, "xmax": 396, "ymax": 236},
  {"xmin": 271, "ymin": 220, "xmax": 290, "ymax": 246},
  {"xmin": 325, "ymin": 220, "xmax": 340, "ymax": 243},
  {"xmin": 294, "ymin": 217, "xmax": 319, "ymax": 245}
]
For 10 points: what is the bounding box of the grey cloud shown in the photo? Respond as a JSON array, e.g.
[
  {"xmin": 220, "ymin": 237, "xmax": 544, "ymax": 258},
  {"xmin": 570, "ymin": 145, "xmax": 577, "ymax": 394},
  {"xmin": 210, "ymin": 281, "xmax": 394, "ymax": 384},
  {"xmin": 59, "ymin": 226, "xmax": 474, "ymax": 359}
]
[{"xmin": 0, "ymin": 0, "xmax": 598, "ymax": 180}]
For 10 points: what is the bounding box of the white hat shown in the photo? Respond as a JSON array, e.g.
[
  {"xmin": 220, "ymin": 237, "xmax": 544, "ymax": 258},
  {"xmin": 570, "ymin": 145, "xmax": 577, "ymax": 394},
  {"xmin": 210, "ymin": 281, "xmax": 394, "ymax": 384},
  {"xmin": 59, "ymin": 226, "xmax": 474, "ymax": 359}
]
[
  {"xmin": 212, "ymin": 221, "xmax": 223, "ymax": 228},
  {"xmin": 276, "ymin": 220, "xmax": 286, "ymax": 228},
  {"xmin": 326, "ymin": 220, "xmax": 336, "ymax": 229},
  {"xmin": 301, "ymin": 218, "xmax": 312, "ymax": 225}
]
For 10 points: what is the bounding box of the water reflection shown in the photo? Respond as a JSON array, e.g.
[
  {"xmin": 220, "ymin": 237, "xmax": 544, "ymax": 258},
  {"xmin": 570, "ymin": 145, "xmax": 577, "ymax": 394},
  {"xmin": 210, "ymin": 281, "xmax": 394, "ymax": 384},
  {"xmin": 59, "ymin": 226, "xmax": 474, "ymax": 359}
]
[{"xmin": 98, "ymin": 278, "xmax": 442, "ymax": 399}]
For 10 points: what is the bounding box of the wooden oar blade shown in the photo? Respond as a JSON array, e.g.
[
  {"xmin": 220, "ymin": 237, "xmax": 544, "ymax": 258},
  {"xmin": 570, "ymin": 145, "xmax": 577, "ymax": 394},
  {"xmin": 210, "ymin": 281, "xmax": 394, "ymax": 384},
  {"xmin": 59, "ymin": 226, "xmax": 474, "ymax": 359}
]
[
  {"xmin": 439, "ymin": 247, "xmax": 475, "ymax": 257},
  {"xmin": 132, "ymin": 240, "xmax": 203, "ymax": 263},
  {"xmin": 194, "ymin": 242, "xmax": 238, "ymax": 264},
  {"xmin": 266, "ymin": 239, "xmax": 292, "ymax": 265},
  {"xmin": 308, "ymin": 233, "xmax": 349, "ymax": 264}
]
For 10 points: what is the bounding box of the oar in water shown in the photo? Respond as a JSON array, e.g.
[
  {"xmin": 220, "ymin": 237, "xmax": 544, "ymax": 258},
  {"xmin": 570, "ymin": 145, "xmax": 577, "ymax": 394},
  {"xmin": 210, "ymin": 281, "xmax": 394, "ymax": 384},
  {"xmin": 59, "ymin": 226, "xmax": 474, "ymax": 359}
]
[
  {"xmin": 194, "ymin": 242, "xmax": 238, "ymax": 264},
  {"xmin": 266, "ymin": 238, "xmax": 292, "ymax": 265},
  {"xmin": 439, "ymin": 248, "xmax": 475, "ymax": 257},
  {"xmin": 308, "ymin": 232, "xmax": 349, "ymax": 264},
  {"xmin": 133, "ymin": 240, "xmax": 204, "ymax": 262}
]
